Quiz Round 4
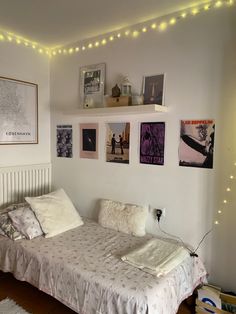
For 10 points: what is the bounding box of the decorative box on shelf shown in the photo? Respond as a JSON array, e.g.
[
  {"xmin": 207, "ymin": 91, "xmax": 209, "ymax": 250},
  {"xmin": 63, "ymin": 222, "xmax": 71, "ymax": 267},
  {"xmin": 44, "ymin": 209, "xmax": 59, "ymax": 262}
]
[{"xmin": 106, "ymin": 96, "xmax": 132, "ymax": 107}]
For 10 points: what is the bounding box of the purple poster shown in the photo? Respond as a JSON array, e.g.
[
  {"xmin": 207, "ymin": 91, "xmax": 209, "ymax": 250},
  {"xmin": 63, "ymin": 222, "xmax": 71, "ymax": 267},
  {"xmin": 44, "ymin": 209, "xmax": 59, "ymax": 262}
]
[{"xmin": 140, "ymin": 122, "xmax": 165, "ymax": 165}]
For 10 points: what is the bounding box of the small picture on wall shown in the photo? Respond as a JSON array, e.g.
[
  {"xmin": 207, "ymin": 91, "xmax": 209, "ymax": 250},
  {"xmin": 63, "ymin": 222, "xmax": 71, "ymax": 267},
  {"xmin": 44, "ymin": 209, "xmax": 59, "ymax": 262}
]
[
  {"xmin": 143, "ymin": 74, "xmax": 164, "ymax": 105},
  {"xmin": 57, "ymin": 125, "xmax": 73, "ymax": 158},
  {"xmin": 179, "ymin": 119, "xmax": 215, "ymax": 169},
  {"xmin": 106, "ymin": 123, "xmax": 130, "ymax": 164},
  {"xmin": 140, "ymin": 122, "xmax": 165, "ymax": 165},
  {"xmin": 80, "ymin": 123, "xmax": 98, "ymax": 159}
]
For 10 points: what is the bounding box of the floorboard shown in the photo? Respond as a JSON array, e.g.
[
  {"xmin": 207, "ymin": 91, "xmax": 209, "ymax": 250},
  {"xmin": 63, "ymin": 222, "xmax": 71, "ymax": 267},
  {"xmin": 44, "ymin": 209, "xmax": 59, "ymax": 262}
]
[{"xmin": 0, "ymin": 272, "xmax": 195, "ymax": 313}]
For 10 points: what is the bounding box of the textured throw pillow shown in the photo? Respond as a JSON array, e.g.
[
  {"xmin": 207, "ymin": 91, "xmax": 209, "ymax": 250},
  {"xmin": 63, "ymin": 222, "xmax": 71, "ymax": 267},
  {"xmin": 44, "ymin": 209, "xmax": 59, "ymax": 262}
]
[
  {"xmin": 0, "ymin": 213, "xmax": 25, "ymax": 240},
  {"xmin": 98, "ymin": 199, "xmax": 148, "ymax": 237},
  {"xmin": 8, "ymin": 206, "xmax": 43, "ymax": 240},
  {"xmin": 25, "ymin": 188, "xmax": 84, "ymax": 238},
  {"xmin": 0, "ymin": 227, "xmax": 5, "ymax": 236},
  {"xmin": 0, "ymin": 202, "xmax": 28, "ymax": 215}
]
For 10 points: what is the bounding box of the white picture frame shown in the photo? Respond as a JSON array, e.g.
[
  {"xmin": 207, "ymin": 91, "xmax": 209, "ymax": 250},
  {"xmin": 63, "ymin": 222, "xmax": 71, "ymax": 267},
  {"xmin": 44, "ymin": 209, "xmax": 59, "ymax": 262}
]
[
  {"xmin": 0, "ymin": 76, "xmax": 38, "ymax": 144},
  {"xmin": 79, "ymin": 63, "xmax": 105, "ymax": 109}
]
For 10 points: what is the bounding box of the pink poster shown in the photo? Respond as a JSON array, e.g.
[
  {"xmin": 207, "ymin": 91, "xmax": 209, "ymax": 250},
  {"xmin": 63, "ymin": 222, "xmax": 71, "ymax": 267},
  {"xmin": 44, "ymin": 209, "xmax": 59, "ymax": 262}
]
[{"xmin": 179, "ymin": 120, "xmax": 215, "ymax": 169}]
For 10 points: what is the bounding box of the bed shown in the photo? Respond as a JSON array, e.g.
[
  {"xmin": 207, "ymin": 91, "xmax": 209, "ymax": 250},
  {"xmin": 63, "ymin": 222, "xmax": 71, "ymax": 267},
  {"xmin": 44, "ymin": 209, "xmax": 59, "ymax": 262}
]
[{"xmin": 0, "ymin": 217, "xmax": 207, "ymax": 314}]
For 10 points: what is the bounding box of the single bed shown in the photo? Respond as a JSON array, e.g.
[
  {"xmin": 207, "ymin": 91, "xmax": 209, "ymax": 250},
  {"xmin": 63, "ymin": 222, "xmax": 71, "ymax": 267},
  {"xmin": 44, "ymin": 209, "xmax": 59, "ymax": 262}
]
[{"xmin": 0, "ymin": 217, "xmax": 207, "ymax": 314}]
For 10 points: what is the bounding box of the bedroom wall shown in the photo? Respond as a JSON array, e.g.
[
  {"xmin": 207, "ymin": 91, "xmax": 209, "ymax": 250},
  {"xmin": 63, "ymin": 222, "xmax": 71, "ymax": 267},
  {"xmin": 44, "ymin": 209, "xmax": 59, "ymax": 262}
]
[
  {"xmin": 50, "ymin": 7, "xmax": 236, "ymax": 291},
  {"xmin": 0, "ymin": 42, "xmax": 51, "ymax": 167}
]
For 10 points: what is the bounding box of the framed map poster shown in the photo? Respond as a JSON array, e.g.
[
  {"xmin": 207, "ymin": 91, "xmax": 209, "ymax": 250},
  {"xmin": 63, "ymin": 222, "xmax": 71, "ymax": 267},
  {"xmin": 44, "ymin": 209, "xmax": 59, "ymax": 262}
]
[{"xmin": 0, "ymin": 76, "xmax": 38, "ymax": 144}]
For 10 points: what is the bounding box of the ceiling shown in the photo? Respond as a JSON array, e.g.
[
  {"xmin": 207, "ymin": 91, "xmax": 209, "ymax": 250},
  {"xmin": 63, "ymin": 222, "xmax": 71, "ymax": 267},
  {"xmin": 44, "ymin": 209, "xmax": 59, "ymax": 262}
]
[{"xmin": 0, "ymin": 0, "xmax": 208, "ymax": 48}]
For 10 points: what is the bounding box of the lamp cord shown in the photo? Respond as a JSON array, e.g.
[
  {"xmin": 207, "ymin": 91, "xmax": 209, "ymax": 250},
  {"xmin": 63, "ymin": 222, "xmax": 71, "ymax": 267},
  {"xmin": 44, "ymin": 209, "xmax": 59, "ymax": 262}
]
[{"xmin": 157, "ymin": 220, "xmax": 212, "ymax": 257}]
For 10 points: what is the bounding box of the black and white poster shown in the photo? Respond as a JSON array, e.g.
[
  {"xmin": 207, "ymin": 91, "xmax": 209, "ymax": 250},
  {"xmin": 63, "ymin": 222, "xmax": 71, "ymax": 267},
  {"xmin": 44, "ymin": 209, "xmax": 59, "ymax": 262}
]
[{"xmin": 56, "ymin": 125, "xmax": 73, "ymax": 158}]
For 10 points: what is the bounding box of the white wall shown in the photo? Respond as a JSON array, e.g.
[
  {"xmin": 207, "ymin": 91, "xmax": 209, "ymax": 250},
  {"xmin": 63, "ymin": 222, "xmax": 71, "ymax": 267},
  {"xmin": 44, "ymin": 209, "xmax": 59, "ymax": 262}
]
[
  {"xmin": 0, "ymin": 42, "xmax": 51, "ymax": 167},
  {"xmin": 50, "ymin": 7, "xmax": 236, "ymax": 290}
]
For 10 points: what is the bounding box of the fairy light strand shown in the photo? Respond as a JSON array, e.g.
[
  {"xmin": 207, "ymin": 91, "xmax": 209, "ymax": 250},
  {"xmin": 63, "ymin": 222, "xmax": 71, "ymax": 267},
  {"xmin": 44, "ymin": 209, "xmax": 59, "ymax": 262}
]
[
  {"xmin": 214, "ymin": 161, "xmax": 236, "ymax": 225},
  {"xmin": 0, "ymin": 0, "xmax": 234, "ymax": 57}
]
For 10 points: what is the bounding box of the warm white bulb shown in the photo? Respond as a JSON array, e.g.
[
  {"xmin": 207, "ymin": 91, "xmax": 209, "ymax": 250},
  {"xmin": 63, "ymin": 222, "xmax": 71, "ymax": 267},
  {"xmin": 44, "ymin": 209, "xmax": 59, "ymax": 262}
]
[
  {"xmin": 192, "ymin": 8, "xmax": 199, "ymax": 15},
  {"xmin": 0, "ymin": 34, "xmax": 4, "ymax": 40},
  {"xmin": 58, "ymin": 49, "xmax": 62, "ymax": 54},
  {"xmin": 75, "ymin": 47, "xmax": 80, "ymax": 52},
  {"xmin": 142, "ymin": 27, "xmax": 147, "ymax": 32},
  {"xmin": 159, "ymin": 22, "xmax": 167, "ymax": 31},
  {"xmin": 7, "ymin": 36, "xmax": 12, "ymax": 41},
  {"xmin": 132, "ymin": 31, "xmax": 139, "ymax": 37},
  {"xmin": 16, "ymin": 39, "xmax": 21, "ymax": 44},
  {"xmin": 95, "ymin": 42, "xmax": 99, "ymax": 47},
  {"xmin": 181, "ymin": 12, "xmax": 187, "ymax": 18},
  {"xmin": 69, "ymin": 48, "xmax": 74, "ymax": 53},
  {"xmin": 88, "ymin": 43, "xmax": 93, "ymax": 48},
  {"xmin": 52, "ymin": 51, "xmax": 57, "ymax": 55},
  {"xmin": 230, "ymin": 175, "xmax": 234, "ymax": 179},
  {"xmin": 226, "ymin": 187, "xmax": 231, "ymax": 192},
  {"xmin": 215, "ymin": 1, "xmax": 222, "ymax": 7},
  {"xmin": 63, "ymin": 49, "xmax": 67, "ymax": 54},
  {"xmin": 223, "ymin": 200, "xmax": 227, "ymax": 203},
  {"xmin": 101, "ymin": 39, "xmax": 107, "ymax": 45},
  {"xmin": 109, "ymin": 36, "xmax": 114, "ymax": 41},
  {"xmin": 125, "ymin": 30, "xmax": 130, "ymax": 36},
  {"xmin": 214, "ymin": 220, "xmax": 219, "ymax": 225},
  {"xmin": 117, "ymin": 33, "xmax": 121, "ymax": 38},
  {"xmin": 82, "ymin": 46, "xmax": 86, "ymax": 50},
  {"xmin": 204, "ymin": 4, "xmax": 210, "ymax": 10},
  {"xmin": 38, "ymin": 48, "xmax": 43, "ymax": 53},
  {"xmin": 169, "ymin": 18, "xmax": 176, "ymax": 25},
  {"xmin": 151, "ymin": 23, "xmax": 157, "ymax": 29},
  {"xmin": 218, "ymin": 210, "xmax": 222, "ymax": 214}
]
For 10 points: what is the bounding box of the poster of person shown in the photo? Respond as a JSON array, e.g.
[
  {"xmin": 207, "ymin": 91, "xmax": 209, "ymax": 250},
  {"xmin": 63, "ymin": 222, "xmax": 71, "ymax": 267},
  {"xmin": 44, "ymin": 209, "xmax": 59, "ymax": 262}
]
[
  {"xmin": 80, "ymin": 123, "xmax": 98, "ymax": 159},
  {"xmin": 140, "ymin": 122, "xmax": 165, "ymax": 165},
  {"xmin": 179, "ymin": 120, "xmax": 215, "ymax": 168},
  {"xmin": 106, "ymin": 123, "xmax": 130, "ymax": 164},
  {"xmin": 143, "ymin": 74, "xmax": 164, "ymax": 105},
  {"xmin": 56, "ymin": 125, "xmax": 72, "ymax": 158}
]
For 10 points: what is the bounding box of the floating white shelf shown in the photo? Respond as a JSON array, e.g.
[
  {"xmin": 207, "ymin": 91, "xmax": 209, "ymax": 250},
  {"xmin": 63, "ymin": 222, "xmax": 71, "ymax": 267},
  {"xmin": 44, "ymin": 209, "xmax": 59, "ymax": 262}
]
[{"xmin": 63, "ymin": 104, "xmax": 167, "ymax": 116}]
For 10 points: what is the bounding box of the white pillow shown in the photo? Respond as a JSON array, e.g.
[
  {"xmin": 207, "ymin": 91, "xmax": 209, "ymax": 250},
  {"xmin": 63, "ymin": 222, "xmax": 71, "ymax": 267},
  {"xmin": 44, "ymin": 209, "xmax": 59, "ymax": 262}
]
[
  {"xmin": 25, "ymin": 189, "xmax": 83, "ymax": 238},
  {"xmin": 98, "ymin": 199, "xmax": 147, "ymax": 237}
]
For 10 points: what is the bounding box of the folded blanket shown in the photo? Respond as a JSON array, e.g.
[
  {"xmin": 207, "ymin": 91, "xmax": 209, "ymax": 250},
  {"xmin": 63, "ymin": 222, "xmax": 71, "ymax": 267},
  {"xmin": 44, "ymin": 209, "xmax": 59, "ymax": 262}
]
[{"xmin": 121, "ymin": 238, "xmax": 189, "ymax": 277}]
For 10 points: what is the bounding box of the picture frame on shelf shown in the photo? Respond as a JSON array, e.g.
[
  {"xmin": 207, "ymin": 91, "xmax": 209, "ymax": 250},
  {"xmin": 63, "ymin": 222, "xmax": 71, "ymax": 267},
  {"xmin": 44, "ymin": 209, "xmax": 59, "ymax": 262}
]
[
  {"xmin": 0, "ymin": 76, "xmax": 38, "ymax": 144},
  {"xmin": 79, "ymin": 123, "xmax": 98, "ymax": 159},
  {"xmin": 79, "ymin": 63, "xmax": 105, "ymax": 109},
  {"xmin": 143, "ymin": 73, "xmax": 165, "ymax": 105}
]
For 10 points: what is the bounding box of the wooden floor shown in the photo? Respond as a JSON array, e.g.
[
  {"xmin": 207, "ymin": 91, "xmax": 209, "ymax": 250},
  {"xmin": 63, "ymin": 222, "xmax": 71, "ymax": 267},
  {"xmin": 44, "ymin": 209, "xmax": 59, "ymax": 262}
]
[{"xmin": 0, "ymin": 271, "xmax": 195, "ymax": 313}]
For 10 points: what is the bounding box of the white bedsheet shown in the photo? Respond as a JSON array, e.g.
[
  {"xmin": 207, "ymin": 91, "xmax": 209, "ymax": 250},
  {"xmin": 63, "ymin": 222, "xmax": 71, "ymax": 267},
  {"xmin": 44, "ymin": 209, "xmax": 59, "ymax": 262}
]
[{"xmin": 0, "ymin": 219, "xmax": 207, "ymax": 314}]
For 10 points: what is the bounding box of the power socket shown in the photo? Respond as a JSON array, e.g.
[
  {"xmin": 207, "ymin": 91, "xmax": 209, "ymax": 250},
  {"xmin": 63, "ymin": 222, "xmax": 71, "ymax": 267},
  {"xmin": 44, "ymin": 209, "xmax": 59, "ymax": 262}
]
[
  {"xmin": 156, "ymin": 209, "xmax": 163, "ymax": 221},
  {"xmin": 155, "ymin": 208, "xmax": 166, "ymax": 221}
]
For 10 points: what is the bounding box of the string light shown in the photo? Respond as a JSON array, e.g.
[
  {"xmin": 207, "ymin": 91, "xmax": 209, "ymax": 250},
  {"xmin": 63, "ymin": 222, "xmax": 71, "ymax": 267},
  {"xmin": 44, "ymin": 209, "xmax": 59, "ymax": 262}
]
[
  {"xmin": 0, "ymin": 0, "xmax": 234, "ymax": 57},
  {"xmin": 215, "ymin": 161, "xmax": 235, "ymax": 225}
]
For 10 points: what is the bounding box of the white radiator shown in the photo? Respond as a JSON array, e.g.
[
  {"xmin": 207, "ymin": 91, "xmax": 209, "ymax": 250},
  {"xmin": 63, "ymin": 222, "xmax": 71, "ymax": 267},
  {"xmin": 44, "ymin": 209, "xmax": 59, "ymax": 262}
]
[{"xmin": 0, "ymin": 163, "xmax": 51, "ymax": 208}]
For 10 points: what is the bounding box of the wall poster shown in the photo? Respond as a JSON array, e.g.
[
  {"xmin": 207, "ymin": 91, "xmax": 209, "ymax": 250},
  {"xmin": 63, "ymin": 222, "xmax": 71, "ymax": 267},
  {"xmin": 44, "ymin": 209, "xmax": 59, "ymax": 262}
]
[
  {"xmin": 56, "ymin": 125, "xmax": 73, "ymax": 158},
  {"xmin": 179, "ymin": 119, "xmax": 215, "ymax": 168},
  {"xmin": 79, "ymin": 123, "xmax": 98, "ymax": 159},
  {"xmin": 140, "ymin": 122, "xmax": 165, "ymax": 165},
  {"xmin": 0, "ymin": 76, "xmax": 38, "ymax": 144},
  {"xmin": 106, "ymin": 122, "xmax": 130, "ymax": 164}
]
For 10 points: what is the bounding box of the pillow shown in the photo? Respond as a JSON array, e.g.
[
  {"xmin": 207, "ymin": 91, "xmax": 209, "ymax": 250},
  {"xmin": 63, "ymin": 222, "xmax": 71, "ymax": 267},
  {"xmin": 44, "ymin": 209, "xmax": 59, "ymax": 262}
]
[
  {"xmin": 0, "ymin": 202, "xmax": 28, "ymax": 215},
  {"xmin": 25, "ymin": 188, "xmax": 84, "ymax": 238},
  {"xmin": 98, "ymin": 199, "xmax": 148, "ymax": 237},
  {"xmin": 0, "ymin": 213, "xmax": 25, "ymax": 240},
  {"xmin": 8, "ymin": 206, "xmax": 43, "ymax": 240},
  {"xmin": 0, "ymin": 227, "xmax": 5, "ymax": 236}
]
